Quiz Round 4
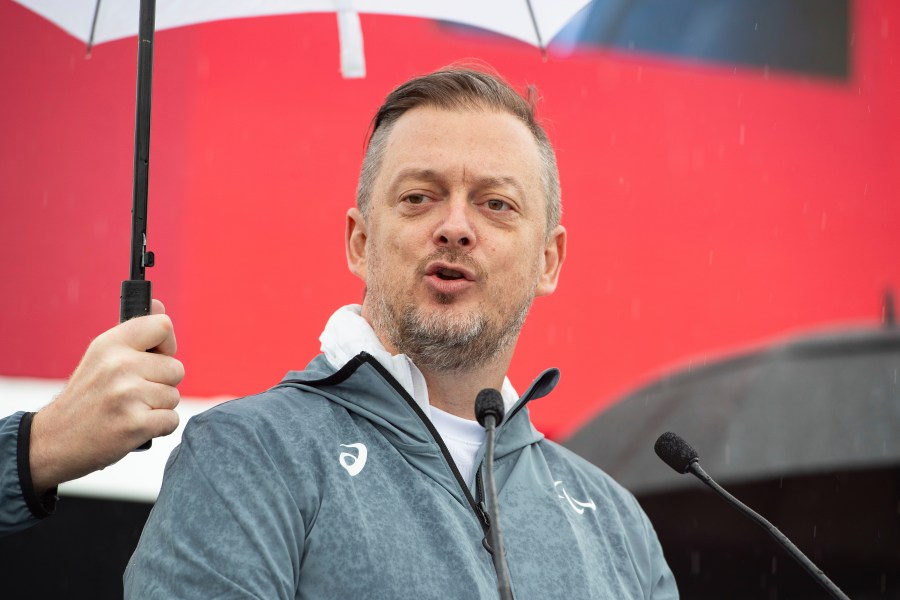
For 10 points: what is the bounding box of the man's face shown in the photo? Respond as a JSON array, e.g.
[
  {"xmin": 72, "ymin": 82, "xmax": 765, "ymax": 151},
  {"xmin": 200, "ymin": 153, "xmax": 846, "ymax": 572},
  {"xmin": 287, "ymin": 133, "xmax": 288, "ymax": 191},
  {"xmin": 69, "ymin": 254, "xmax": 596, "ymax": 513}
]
[{"xmin": 346, "ymin": 106, "xmax": 565, "ymax": 372}]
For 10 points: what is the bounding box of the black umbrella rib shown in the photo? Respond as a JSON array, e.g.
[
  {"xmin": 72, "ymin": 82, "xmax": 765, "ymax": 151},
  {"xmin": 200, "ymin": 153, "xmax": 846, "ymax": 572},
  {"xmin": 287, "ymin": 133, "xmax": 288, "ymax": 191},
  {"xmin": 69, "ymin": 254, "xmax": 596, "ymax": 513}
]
[
  {"xmin": 524, "ymin": 0, "xmax": 546, "ymax": 56},
  {"xmin": 87, "ymin": 0, "xmax": 102, "ymax": 55}
]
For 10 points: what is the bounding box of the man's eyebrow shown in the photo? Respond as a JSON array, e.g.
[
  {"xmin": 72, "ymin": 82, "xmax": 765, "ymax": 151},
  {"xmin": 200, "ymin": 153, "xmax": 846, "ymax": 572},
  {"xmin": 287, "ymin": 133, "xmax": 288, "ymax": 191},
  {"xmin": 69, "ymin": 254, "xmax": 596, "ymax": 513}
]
[
  {"xmin": 391, "ymin": 170, "xmax": 526, "ymax": 193},
  {"xmin": 389, "ymin": 168, "xmax": 443, "ymax": 187},
  {"xmin": 473, "ymin": 175, "xmax": 527, "ymax": 198}
]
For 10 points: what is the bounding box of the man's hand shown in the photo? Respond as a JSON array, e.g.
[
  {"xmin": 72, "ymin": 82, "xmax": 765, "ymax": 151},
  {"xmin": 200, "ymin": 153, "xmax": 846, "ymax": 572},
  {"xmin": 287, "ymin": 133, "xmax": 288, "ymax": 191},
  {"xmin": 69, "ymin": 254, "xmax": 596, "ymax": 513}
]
[{"xmin": 29, "ymin": 299, "xmax": 185, "ymax": 495}]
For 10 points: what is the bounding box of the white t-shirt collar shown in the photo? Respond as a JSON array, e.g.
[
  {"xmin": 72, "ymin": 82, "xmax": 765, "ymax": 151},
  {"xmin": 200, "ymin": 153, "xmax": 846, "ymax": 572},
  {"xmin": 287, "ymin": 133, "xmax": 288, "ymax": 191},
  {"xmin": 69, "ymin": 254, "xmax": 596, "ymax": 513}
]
[{"xmin": 319, "ymin": 304, "xmax": 520, "ymax": 419}]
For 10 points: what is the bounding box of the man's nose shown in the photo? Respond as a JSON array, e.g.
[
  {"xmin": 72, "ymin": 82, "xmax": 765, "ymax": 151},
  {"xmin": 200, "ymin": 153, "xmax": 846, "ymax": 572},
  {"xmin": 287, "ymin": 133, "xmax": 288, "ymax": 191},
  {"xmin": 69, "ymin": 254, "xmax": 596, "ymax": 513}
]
[{"xmin": 433, "ymin": 199, "xmax": 476, "ymax": 248}]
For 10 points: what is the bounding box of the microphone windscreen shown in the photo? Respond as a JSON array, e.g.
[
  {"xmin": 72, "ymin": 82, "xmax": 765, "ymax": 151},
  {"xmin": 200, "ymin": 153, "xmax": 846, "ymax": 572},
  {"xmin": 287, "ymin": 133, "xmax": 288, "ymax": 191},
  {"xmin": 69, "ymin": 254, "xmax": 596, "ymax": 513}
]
[
  {"xmin": 654, "ymin": 432, "xmax": 699, "ymax": 474},
  {"xmin": 475, "ymin": 388, "xmax": 505, "ymax": 428}
]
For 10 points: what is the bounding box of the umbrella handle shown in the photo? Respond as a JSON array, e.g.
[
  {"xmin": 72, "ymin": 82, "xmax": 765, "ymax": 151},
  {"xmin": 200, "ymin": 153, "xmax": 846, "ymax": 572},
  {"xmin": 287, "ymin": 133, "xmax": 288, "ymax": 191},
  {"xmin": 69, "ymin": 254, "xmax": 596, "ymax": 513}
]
[
  {"xmin": 120, "ymin": 280, "xmax": 152, "ymax": 323},
  {"xmin": 119, "ymin": 280, "xmax": 153, "ymax": 452},
  {"xmin": 119, "ymin": 0, "xmax": 157, "ymax": 452}
]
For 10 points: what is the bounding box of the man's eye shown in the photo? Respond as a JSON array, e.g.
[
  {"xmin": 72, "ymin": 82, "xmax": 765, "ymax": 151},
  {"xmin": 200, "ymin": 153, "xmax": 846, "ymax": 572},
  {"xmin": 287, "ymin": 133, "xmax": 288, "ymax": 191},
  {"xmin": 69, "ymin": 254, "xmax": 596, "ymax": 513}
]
[
  {"xmin": 404, "ymin": 194, "xmax": 428, "ymax": 205},
  {"xmin": 486, "ymin": 199, "xmax": 510, "ymax": 211}
]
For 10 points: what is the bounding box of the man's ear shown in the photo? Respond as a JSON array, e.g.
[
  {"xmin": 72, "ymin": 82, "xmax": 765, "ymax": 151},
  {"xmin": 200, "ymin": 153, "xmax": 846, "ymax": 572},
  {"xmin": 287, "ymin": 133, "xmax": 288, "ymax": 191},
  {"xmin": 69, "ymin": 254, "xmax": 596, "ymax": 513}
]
[
  {"xmin": 535, "ymin": 225, "xmax": 566, "ymax": 297},
  {"xmin": 346, "ymin": 207, "xmax": 368, "ymax": 281}
]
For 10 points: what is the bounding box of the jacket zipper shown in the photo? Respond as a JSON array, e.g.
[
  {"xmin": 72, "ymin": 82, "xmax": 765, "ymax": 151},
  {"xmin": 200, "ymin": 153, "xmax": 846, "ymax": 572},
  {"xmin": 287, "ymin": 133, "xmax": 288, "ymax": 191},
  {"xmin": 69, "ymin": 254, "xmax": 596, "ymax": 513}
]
[
  {"xmin": 475, "ymin": 469, "xmax": 493, "ymax": 552},
  {"xmin": 293, "ymin": 352, "xmax": 546, "ymax": 592},
  {"xmin": 359, "ymin": 358, "xmax": 493, "ymax": 540},
  {"xmin": 361, "ymin": 354, "xmax": 547, "ymax": 556}
]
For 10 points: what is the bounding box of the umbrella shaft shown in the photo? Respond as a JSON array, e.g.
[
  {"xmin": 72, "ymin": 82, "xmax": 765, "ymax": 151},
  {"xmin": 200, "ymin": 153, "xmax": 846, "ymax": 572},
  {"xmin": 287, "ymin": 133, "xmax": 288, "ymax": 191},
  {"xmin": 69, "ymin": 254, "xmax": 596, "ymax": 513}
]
[{"xmin": 130, "ymin": 0, "xmax": 155, "ymax": 281}]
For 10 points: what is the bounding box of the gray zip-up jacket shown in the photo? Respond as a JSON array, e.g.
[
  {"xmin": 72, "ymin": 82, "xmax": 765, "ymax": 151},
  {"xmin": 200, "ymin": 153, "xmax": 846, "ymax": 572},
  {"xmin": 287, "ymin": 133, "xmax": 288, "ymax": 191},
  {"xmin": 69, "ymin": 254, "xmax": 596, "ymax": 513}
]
[
  {"xmin": 125, "ymin": 353, "xmax": 678, "ymax": 599},
  {"xmin": 0, "ymin": 412, "xmax": 56, "ymax": 536}
]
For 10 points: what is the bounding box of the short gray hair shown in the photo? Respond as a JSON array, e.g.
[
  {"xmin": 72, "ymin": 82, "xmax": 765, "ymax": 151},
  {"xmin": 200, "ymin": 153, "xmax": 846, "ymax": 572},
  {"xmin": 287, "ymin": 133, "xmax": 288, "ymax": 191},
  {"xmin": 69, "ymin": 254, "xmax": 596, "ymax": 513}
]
[{"xmin": 356, "ymin": 67, "xmax": 561, "ymax": 234}]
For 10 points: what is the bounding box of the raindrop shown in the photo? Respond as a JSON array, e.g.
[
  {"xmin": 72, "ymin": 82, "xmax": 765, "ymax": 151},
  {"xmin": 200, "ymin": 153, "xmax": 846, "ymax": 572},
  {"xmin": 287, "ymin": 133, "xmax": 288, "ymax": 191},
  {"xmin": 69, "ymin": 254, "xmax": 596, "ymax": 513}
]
[
  {"xmin": 754, "ymin": 23, "xmax": 758, "ymax": 31},
  {"xmin": 779, "ymin": 477, "xmax": 783, "ymax": 489},
  {"xmin": 197, "ymin": 56, "xmax": 211, "ymax": 78},
  {"xmin": 864, "ymin": 182, "xmax": 868, "ymax": 195},
  {"xmin": 820, "ymin": 213, "xmax": 828, "ymax": 231},
  {"xmin": 708, "ymin": 250, "xmax": 714, "ymax": 266},
  {"xmin": 771, "ymin": 556, "xmax": 777, "ymax": 574},
  {"xmin": 813, "ymin": 525, "xmax": 817, "ymax": 538},
  {"xmin": 67, "ymin": 278, "xmax": 80, "ymax": 304},
  {"xmin": 739, "ymin": 125, "xmax": 746, "ymax": 145}
]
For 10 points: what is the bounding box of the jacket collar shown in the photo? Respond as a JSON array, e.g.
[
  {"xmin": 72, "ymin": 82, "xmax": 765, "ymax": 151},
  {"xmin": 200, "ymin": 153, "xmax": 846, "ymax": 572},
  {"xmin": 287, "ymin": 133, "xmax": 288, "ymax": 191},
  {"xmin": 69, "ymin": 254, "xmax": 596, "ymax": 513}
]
[{"xmin": 278, "ymin": 352, "xmax": 559, "ymax": 456}]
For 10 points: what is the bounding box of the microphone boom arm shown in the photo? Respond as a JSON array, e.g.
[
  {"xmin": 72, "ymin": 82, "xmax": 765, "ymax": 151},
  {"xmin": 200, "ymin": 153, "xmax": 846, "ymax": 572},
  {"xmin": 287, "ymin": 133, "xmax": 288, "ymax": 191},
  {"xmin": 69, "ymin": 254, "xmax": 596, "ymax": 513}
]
[{"xmin": 688, "ymin": 461, "xmax": 850, "ymax": 600}]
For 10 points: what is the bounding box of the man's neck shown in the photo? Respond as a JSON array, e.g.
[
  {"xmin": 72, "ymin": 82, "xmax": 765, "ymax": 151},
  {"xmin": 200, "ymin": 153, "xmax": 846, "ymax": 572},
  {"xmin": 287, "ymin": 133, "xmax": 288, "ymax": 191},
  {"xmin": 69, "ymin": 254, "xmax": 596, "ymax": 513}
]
[
  {"xmin": 358, "ymin": 304, "xmax": 516, "ymax": 420},
  {"xmin": 419, "ymin": 355, "xmax": 512, "ymax": 420}
]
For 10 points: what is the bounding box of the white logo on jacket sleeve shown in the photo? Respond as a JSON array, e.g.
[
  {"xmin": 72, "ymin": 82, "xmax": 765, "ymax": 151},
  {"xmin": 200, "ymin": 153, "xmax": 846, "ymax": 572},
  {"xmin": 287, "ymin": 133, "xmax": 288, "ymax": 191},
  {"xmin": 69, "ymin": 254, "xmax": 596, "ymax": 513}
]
[
  {"xmin": 339, "ymin": 443, "xmax": 368, "ymax": 476},
  {"xmin": 554, "ymin": 480, "xmax": 596, "ymax": 514}
]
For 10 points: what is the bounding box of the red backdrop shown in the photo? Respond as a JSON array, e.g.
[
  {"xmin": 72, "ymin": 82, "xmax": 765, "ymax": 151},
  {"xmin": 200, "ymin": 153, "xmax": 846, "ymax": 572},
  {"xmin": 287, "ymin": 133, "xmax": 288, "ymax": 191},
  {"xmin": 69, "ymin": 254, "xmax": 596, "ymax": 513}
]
[{"xmin": 1, "ymin": 0, "xmax": 897, "ymax": 438}]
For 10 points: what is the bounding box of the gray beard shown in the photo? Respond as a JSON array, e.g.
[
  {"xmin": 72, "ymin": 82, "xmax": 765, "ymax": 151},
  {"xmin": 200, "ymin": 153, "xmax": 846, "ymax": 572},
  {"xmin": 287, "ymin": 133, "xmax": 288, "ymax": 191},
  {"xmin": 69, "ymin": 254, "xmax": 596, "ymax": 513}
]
[{"xmin": 367, "ymin": 254, "xmax": 535, "ymax": 373}]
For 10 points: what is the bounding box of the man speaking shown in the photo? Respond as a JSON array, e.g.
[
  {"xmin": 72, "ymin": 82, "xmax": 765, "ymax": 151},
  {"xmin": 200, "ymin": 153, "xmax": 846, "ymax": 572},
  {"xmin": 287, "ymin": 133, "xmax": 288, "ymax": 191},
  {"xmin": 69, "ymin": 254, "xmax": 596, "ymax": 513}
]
[{"xmin": 125, "ymin": 67, "xmax": 677, "ymax": 599}]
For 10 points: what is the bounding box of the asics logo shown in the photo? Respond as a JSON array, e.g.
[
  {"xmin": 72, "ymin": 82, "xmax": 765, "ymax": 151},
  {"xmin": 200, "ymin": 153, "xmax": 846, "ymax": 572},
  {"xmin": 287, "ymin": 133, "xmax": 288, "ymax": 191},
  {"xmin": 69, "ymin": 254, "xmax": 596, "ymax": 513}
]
[
  {"xmin": 554, "ymin": 480, "xmax": 596, "ymax": 514},
  {"xmin": 339, "ymin": 443, "xmax": 368, "ymax": 476}
]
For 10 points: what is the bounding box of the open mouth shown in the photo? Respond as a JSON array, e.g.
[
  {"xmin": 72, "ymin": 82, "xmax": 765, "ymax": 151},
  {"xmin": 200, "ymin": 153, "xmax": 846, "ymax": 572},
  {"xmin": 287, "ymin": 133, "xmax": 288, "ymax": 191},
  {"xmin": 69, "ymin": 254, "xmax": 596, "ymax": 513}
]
[{"xmin": 435, "ymin": 268, "xmax": 465, "ymax": 281}]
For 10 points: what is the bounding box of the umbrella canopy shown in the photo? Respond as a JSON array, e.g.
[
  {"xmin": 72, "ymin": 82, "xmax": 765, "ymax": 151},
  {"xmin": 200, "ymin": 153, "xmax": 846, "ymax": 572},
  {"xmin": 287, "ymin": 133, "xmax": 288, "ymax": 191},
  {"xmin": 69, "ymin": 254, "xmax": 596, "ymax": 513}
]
[
  {"xmin": 13, "ymin": 0, "xmax": 591, "ymax": 77},
  {"xmin": 565, "ymin": 323, "xmax": 900, "ymax": 495},
  {"xmin": 565, "ymin": 322, "xmax": 900, "ymax": 598}
]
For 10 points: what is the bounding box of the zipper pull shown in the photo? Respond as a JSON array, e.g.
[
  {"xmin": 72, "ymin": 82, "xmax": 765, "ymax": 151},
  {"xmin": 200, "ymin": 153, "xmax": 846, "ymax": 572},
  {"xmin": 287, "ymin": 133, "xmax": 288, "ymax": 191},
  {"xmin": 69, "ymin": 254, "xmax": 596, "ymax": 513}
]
[{"xmin": 477, "ymin": 501, "xmax": 494, "ymax": 554}]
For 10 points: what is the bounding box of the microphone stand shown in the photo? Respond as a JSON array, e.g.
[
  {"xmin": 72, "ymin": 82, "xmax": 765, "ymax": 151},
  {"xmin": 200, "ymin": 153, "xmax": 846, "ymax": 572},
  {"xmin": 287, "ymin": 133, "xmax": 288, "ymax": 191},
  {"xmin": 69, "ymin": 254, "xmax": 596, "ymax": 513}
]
[
  {"xmin": 476, "ymin": 389, "xmax": 514, "ymax": 600},
  {"xmin": 483, "ymin": 414, "xmax": 513, "ymax": 600},
  {"xmin": 687, "ymin": 462, "xmax": 850, "ymax": 600}
]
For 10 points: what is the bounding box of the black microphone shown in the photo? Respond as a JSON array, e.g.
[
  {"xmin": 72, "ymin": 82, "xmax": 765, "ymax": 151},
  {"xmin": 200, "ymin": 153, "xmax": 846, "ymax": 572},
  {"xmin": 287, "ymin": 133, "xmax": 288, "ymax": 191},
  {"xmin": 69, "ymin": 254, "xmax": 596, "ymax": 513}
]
[
  {"xmin": 654, "ymin": 432, "xmax": 851, "ymax": 600},
  {"xmin": 475, "ymin": 389, "xmax": 513, "ymax": 600}
]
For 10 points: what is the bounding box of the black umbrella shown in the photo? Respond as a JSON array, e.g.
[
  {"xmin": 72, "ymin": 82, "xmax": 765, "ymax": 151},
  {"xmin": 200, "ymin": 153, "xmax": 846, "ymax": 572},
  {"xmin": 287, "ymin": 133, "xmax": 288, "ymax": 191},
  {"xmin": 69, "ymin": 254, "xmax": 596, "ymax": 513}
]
[
  {"xmin": 567, "ymin": 322, "xmax": 900, "ymax": 494},
  {"xmin": 565, "ymin": 317, "xmax": 900, "ymax": 598}
]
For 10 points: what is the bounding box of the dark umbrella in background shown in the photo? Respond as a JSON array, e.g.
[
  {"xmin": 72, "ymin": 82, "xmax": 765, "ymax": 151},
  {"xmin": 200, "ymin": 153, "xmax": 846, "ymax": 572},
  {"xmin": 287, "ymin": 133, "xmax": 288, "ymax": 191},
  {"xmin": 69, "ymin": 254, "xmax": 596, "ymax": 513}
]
[{"xmin": 565, "ymin": 294, "xmax": 900, "ymax": 599}]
